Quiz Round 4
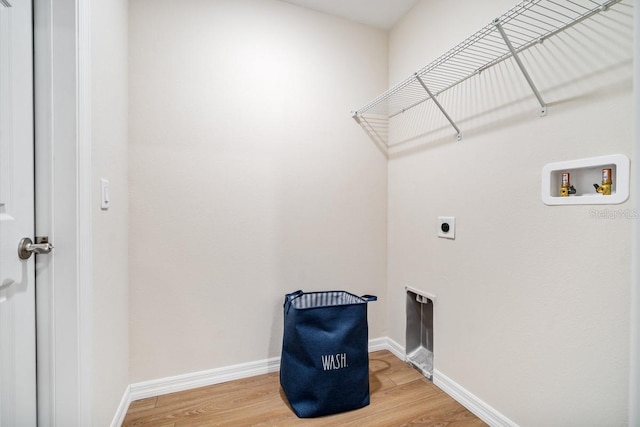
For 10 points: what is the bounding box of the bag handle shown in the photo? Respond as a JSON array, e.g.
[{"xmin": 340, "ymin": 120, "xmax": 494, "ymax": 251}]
[
  {"xmin": 285, "ymin": 289, "xmax": 303, "ymax": 302},
  {"xmin": 284, "ymin": 289, "xmax": 304, "ymax": 313},
  {"xmin": 361, "ymin": 294, "xmax": 377, "ymax": 302}
]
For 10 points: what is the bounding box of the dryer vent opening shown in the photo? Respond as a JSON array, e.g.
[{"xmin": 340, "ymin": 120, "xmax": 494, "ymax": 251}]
[{"xmin": 405, "ymin": 287, "xmax": 434, "ymax": 380}]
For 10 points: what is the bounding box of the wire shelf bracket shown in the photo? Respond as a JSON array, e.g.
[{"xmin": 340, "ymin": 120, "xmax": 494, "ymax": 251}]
[
  {"xmin": 494, "ymin": 19, "xmax": 547, "ymax": 117},
  {"xmin": 352, "ymin": 0, "xmax": 624, "ymax": 148},
  {"xmin": 415, "ymin": 73, "xmax": 463, "ymax": 141}
]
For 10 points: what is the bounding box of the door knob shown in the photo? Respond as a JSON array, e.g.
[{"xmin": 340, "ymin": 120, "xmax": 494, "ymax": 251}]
[{"xmin": 18, "ymin": 237, "xmax": 54, "ymax": 260}]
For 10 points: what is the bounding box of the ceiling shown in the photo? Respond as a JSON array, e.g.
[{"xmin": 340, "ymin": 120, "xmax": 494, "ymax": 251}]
[{"xmin": 278, "ymin": 0, "xmax": 420, "ymax": 30}]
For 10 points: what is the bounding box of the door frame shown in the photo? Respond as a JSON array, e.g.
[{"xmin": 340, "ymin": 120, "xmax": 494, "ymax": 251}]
[
  {"xmin": 33, "ymin": 0, "xmax": 92, "ymax": 424},
  {"xmin": 631, "ymin": 1, "xmax": 640, "ymax": 423}
]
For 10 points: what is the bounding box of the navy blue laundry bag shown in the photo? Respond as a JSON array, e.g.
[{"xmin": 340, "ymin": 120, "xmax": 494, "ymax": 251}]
[{"xmin": 280, "ymin": 290, "xmax": 377, "ymax": 418}]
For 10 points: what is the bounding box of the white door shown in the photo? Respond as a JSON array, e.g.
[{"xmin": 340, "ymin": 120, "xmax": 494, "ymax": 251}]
[{"xmin": 0, "ymin": 0, "xmax": 37, "ymax": 425}]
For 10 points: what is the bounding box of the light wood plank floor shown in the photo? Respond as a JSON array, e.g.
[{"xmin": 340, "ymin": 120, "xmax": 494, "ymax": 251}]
[{"xmin": 122, "ymin": 350, "xmax": 486, "ymax": 426}]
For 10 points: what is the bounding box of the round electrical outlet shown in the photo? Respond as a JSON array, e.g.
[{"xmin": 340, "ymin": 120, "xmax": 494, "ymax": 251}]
[{"xmin": 437, "ymin": 216, "xmax": 455, "ymax": 239}]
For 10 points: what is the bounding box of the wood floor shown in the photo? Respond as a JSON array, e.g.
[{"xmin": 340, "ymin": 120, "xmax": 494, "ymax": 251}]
[{"xmin": 122, "ymin": 350, "xmax": 486, "ymax": 426}]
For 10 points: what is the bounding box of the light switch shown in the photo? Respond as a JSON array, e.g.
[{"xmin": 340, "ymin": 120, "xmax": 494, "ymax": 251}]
[{"xmin": 101, "ymin": 179, "xmax": 110, "ymax": 210}]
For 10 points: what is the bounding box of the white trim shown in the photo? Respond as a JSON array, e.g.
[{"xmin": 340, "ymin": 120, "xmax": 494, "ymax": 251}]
[
  {"xmin": 34, "ymin": 0, "xmax": 91, "ymax": 423},
  {"xmin": 110, "ymin": 386, "xmax": 131, "ymax": 427},
  {"xmin": 122, "ymin": 337, "xmax": 400, "ymax": 410},
  {"xmin": 383, "ymin": 336, "xmax": 406, "ymax": 361},
  {"xmin": 116, "ymin": 337, "xmax": 513, "ymax": 427},
  {"xmin": 33, "ymin": 0, "xmax": 57, "ymax": 419},
  {"xmin": 433, "ymin": 370, "xmax": 518, "ymax": 427},
  {"xmin": 77, "ymin": 0, "xmax": 93, "ymax": 424},
  {"xmin": 630, "ymin": 0, "xmax": 640, "ymax": 423},
  {"xmin": 129, "ymin": 356, "xmax": 282, "ymax": 401},
  {"xmin": 368, "ymin": 336, "xmax": 390, "ymax": 352}
]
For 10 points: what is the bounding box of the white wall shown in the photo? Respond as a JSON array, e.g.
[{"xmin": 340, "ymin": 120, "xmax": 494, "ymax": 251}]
[
  {"xmin": 91, "ymin": 0, "xmax": 129, "ymax": 424},
  {"xmin": 388, "ymin": 1, "xmax": 633, "ymax": 425},
  {"xmin": 128, "ymin": 0, "xmax": 388, "ymax": 382}
]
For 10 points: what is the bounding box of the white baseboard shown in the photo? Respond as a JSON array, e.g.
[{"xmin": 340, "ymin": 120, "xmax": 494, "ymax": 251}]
[
  {"xmin": 384, "ymin": 336, "xmax": 405, "ymax": 361},
  {"xmin": 433, "ymin": 369, "xmax": 518, "ymax": 427},
  {"xmin": 129, "ymin": 356, "xmax": 281, "ymax": 402},
  {"xmin": 110, "ymin": 385, "xmax": 131, "ymax": 427},
  {"xmin": 128, "ymin": 337, "xmax": 391, "ymax": 403},
  {"xmin": 113, "ymin": 337, "xmax": 515, "ymax": 427},
  {"xmin": 368, "ymin": 336, "xmax": 390, "ymax": 352}
]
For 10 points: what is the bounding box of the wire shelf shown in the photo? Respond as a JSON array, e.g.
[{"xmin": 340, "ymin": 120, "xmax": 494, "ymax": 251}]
[{"xmin": 352, "ymin": 0, "xmax": 624, "ymax": 146}]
